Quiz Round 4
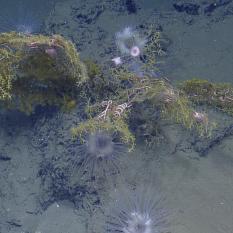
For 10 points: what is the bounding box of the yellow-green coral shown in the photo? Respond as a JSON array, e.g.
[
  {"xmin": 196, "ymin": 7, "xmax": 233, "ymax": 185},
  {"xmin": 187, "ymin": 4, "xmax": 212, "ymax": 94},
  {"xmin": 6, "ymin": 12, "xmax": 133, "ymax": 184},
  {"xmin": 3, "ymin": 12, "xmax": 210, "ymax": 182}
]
[
  {"xmin": 180, "ymin": 79, "xmax": 233, "ymax": 116},
  {"xmin": 103, "ymin": 68, "xmax": 214, "ymax": 138},
  {"xmin": 0, "ymin": 32, "xmax": 88, "ymax": 114},
  {"xmin": 116, "ymin": 71, "xmax": 214, "ymax": 137},
  {"xmin": 83, "ymin": 59, "xmax": 101, "ymax": 78},
  {"xmin": 160, "ymin": 94, "xmax": 212, "ymax": 137},
  {"xmin": 135, "ymin": 78, "xmax": 214, "ymax": 137},
  {"xmin": 71, "ymin": 116, "xmax": 135, "ymax": 151},
  {"xmin": 0, "ymin": 72, "xmax": 12, "ymax": 100},
  {"xmin": 77, "ymin": 75, "xmax": 213, "ymax": 150},
  {"xmin": 143, "ymin": 28, "xmax": 168, "ymax": 72},
  {"xmin": 0, "ymin": 46, "xmax": 18, "ymax": 100}
]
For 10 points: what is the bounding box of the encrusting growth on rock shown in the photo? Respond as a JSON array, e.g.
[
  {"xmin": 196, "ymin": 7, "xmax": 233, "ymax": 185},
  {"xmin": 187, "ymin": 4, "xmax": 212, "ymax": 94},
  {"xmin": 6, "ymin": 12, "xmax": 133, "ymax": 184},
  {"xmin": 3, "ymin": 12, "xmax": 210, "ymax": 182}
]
[
  {"xmin": 0, "ymin": 32, "xmax": 88, "ymax": 114},
  {"xmin": 180, "ymin": 78, "xmax": 233, "ymax": 116},
  {"xmin": 0, "ymin": 29, "xmax": 220, "ymax": 148}
]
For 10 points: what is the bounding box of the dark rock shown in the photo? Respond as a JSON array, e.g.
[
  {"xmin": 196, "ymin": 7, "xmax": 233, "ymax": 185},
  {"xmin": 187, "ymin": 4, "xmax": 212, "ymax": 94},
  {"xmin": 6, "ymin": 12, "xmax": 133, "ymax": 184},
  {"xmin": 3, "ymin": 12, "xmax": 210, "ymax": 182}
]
[
  {"xmin": 204, "ymin": 0, "xmax": 232, "ymax": 15},
  {"xmin": 6, "ymin": 220, "xmax": 22, "ymax": 227},
  {"xmin": 0, "ymin": 153, "xmax": 11, "ymax": 161},
  {"xmin": 72, "ymin": 5, "xmax": 104, "ymax": 25},
  {"xmin": 38, "ymin": 158, "xmax": 100, "ymax": 211},
  {"xmin": 173, "ymin": 3, "xmax": 200, "ymax": 15},
  {"xmin": 194, "ymin": 124, "xmax": 233, "ymax": 156},
  {"xmin": 125, "ymin": 0, "xmax": 137, "ymax": 14}
]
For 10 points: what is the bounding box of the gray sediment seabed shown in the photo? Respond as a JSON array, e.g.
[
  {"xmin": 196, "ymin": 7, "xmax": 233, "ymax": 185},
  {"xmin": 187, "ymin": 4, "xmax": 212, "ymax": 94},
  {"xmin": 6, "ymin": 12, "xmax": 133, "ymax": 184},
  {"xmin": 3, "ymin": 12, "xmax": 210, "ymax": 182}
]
[{"xmin": 1, "ymin": 0, "xmax": 233, "ymax": 233}]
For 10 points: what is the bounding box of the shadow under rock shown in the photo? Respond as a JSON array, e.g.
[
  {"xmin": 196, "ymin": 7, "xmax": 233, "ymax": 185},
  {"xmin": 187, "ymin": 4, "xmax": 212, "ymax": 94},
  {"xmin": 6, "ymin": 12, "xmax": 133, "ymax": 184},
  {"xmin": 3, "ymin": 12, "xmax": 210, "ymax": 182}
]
[{"xmin": 0, "ymin": 106, "xmax": 59, "ymax": 132}]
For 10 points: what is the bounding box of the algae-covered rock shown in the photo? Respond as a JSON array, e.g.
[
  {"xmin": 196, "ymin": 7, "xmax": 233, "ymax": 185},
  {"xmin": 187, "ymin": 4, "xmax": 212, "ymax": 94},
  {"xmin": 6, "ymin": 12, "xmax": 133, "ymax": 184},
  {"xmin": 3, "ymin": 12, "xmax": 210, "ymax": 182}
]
[
  {"xmin": 0, "ymin": 32, "xmax": 88, "ymax": 114},
  {"xmin": 180, "ymin": 79, "xmax": 233, "ymax": 116}
]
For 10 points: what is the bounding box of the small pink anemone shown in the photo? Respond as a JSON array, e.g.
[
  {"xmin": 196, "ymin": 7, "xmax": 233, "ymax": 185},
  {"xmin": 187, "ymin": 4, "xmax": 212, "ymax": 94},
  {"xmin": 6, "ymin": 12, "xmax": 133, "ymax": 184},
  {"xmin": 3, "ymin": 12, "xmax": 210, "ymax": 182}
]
[{"xmin": 130, "ymin": 46, "xmax": 140, "ymax": 57}]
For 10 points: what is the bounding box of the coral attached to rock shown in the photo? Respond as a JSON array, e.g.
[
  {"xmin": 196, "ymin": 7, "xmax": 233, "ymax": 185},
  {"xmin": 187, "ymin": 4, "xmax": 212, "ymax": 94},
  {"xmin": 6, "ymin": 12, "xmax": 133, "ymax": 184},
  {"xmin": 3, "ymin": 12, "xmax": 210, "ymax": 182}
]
[
  {"xmin": 180, "ymin": 79, "xmax": 233, "ymax": 116},
  {"xmin": 0, "ymin": 32, "xmax": 88, "ymax": 114}
]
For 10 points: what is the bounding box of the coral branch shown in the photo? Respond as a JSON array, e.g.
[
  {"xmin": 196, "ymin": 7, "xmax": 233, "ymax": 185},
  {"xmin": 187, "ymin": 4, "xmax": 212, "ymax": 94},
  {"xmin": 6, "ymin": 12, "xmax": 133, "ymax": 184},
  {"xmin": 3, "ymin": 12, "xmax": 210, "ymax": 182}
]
[{"xmin": 97, "ymin": 100, "xmax": 112, "ymax": 120}]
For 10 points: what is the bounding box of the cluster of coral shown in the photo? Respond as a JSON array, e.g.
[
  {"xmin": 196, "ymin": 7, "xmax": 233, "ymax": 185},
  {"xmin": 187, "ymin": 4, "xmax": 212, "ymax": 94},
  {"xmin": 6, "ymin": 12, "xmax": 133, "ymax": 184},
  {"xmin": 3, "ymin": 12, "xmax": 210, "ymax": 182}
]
[
  {"xmin": 0, "ymin": 29, "xmax": 225, "ymax": 145},
  {"xmin": 180, "ymin": 79, "xmax": 233, "ymax": 116},
  {"xmin": 70, "ymin": 28, "xmax": 216, "ymax": 150},
  {"xmin": 2, "ymin": 26, "xmax": 233, "ymax": 233},
  {"xmin": 0, "ymin": 32, "xmax": 87, "ymax": 114}
]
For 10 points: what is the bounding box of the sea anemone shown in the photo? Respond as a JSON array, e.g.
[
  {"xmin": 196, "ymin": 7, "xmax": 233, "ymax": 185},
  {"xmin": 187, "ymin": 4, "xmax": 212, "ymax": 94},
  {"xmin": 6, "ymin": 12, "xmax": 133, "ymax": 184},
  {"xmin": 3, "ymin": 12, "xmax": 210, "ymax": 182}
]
[
  {"xmin": 115, "ymin": 27, "xmax": 147, "ymax": 57},
  {"xmin": 130, "ymin": 46, "xmax": 141, "ymax": 57},
  {"xmin": 106, "ymin": 185, "xmax": 168, "ymax": 233},
  {"xmin": 72, "ymin": 131, "xmax": 126, "ymax": 178},
  {"xmin": 192, "ymin": 111, "xmax": 208, "ymax": 124}
]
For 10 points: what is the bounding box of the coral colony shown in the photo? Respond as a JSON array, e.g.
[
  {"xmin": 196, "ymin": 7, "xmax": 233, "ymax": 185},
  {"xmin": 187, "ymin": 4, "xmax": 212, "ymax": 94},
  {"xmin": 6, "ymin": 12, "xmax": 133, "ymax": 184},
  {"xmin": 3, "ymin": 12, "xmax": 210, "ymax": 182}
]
[{"xmin": 0, "ymin": 32, "xmax": 88, "ymax": 113}]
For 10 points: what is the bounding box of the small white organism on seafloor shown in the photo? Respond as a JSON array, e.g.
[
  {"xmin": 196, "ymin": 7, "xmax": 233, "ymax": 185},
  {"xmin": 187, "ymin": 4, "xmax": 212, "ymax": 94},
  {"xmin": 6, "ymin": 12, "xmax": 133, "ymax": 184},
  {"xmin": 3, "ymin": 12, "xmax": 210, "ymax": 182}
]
[{"xmin": 112, "ymin": 56, "xmax": 122, "ymax": 66}]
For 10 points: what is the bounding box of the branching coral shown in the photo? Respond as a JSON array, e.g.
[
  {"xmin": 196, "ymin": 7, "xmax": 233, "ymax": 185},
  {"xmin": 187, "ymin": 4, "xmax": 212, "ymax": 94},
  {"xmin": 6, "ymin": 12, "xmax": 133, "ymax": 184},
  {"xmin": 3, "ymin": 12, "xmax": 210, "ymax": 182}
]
[
  {"xmin": 72, "ymin": 48, "xmax": 216, "ymax": 153},
  {"xmin": 72, "ymin": 70, "xmax": 214, "ymax": 154},
  {"xmin": 71, "ymin": 101, "xmax": 135, "ymax": 150},
  {"xmin": 180, "ymin": 78, "xmax": 233, "ymax": 116},
  {"xmin": 0, "ymin": 29, "xmax": 215, "ymax": 153},
  {"xmin": 0, "ymin": 53, "xmax": 13, "ymax": 100},
  {"xmin": 109, "ymin": 68, "xmax": 214, "ymax": 138},
  {"xmin": 0, "ymin": 73, "xmax": 12, "ymax": 100},
  {"xmin": 0, "ymin": 32, "xmax": 88, "ymax": 114}
]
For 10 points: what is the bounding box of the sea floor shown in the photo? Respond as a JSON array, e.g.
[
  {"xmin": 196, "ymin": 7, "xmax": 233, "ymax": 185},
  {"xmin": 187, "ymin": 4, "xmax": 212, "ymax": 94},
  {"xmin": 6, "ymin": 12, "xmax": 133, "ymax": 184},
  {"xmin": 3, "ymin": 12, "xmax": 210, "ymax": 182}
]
[{"xmin": 1, "ymin": 0, "xmax": 233, "ymax": 233}]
